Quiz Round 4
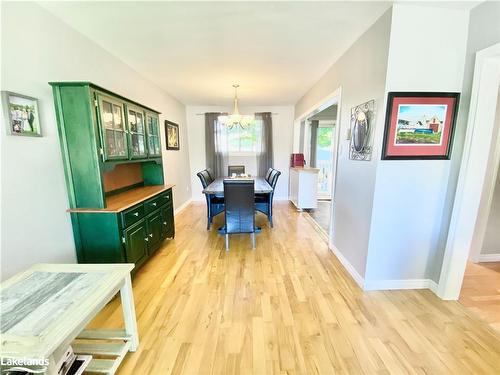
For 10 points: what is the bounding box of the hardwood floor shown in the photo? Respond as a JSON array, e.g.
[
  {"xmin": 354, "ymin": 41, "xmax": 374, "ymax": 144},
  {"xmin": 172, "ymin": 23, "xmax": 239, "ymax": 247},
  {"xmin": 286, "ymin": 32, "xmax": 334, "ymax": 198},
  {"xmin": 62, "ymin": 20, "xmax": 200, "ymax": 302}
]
[
  {"xmin": 88, "ymin": 202, "xmax": 500, "ymax": 374},
  {"xmin": 306, "ymin": 200, "xmax": 331, "ymax": 234},
  {"xmin": 460, "ymin": 261, "xmax": 500, "ymax": 332}
]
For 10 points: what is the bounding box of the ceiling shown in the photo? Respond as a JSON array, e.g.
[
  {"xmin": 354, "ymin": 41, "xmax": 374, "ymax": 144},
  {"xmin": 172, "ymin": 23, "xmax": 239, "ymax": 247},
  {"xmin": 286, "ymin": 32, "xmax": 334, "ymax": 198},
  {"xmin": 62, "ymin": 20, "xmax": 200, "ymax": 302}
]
[
  {"xmin": 39, "ymin": 1, "xmax": 393, "ymax": 105},
  {"xmin": 310, "ymin": 104, "xmax": 338, "ymax": 121}
]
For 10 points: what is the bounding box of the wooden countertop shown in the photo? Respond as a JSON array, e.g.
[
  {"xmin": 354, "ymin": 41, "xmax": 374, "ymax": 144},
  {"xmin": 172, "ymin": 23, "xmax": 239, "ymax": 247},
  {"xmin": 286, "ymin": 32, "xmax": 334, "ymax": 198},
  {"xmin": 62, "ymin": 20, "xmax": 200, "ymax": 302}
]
[
  {"xmin": 68, "ymin": 184, "xmax": 174, "ymax": 213},
  {"xmin": 290, "ymin": 167, "xmax": 320, "ymax": 173}
]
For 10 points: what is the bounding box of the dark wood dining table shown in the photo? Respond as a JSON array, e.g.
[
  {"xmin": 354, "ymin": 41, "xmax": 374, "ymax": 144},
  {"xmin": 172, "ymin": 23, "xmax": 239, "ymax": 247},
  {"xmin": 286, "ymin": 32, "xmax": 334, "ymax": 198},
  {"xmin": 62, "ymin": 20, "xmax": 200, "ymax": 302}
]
[{"xmin": 202, "ymin": 177, "xmax": 272, "ymax": 195}]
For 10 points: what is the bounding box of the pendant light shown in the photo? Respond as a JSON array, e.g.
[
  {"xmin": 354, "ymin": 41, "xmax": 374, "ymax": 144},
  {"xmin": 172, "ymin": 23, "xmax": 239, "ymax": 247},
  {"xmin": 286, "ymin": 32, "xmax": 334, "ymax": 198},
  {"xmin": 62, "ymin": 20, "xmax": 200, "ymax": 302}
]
[{"xmin": 218, "ymin": 84, "xmax": 254, "ymax": 129}]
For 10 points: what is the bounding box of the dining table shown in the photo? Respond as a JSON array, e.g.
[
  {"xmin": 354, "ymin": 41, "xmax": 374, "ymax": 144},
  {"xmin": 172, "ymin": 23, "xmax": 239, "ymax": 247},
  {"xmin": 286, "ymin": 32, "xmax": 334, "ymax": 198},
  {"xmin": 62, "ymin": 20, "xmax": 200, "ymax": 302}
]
[{"xmin": 202, "ymin": 177, "xmax": 273, "ymax": 195}]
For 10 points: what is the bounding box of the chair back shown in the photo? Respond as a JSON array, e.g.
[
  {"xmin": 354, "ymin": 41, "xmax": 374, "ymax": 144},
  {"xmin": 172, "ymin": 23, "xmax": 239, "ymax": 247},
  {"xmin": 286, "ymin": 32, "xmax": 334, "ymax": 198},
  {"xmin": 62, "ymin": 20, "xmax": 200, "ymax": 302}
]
[
  {"xmin": 206, "ymin": 169, "xmax": 215, "ymax": 182},
  {"xmin": 196, "ymin": 169, "xmax": 212, "ymax": 189},
  {"xmin": 228, "ymin": 165, "xmax": 245, "ymax": 176},
  {"xmin": 269, "ymin": 170, "xmax": 281, "ymax": 189},
  {"xmin": 265, "ymin": 168, "xmax": 273, "ymax": 181},
  {"xmin": 224, "ymin": 179, "xmax": 255, "ymax": 234},
  {"xmin": 267, "ymin": 169, "xmax": 281, "ymax": 188}
]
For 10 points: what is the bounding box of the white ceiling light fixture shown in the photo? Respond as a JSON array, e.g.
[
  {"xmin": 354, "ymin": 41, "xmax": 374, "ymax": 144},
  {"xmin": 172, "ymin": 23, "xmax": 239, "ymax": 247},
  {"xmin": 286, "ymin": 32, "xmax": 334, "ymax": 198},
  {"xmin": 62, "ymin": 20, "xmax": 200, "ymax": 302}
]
[{"xmin": 218, "ymin": 84, "xmax": 254, "ymax": 129}]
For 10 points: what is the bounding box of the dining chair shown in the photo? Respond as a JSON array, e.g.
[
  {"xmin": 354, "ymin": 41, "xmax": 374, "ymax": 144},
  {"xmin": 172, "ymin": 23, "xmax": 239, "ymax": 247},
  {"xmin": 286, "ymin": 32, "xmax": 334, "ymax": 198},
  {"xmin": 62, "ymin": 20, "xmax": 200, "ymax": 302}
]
[
  {"xmin": 265, "ymin": 168, "xmax": 273, "ymax": 181},
  {"xmin": 223, "ymin": 179, "xmax": 256, "ymax": 250},
  {"xmin": 228, "ymin": 165, "xmax": 245, "ymax": 176},
  {"xmin": 255, "ymin": 169, "xmax": 281, "ymax": 228},
  {"xmin": 197, "ymin": 169, "xmax": 224, "ymax": 230}
]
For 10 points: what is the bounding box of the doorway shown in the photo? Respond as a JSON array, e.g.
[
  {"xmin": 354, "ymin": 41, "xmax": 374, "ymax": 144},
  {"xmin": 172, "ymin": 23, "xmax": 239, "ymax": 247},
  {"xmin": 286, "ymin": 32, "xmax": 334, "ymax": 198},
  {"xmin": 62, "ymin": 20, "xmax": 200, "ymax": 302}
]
[
  {"xmin": 306, "ymin": 106, "xmax": 337, "ymax": 233},
  {"xmin": 459, "ymin": 120, "xmax": 500, "ymax": 332},
  {"xmin": 438, "ymin": 43, "xmax": 500, "ymax": 304},
  {"xmin": 293, "ymin": 88, "xmax": 341, "ymax": 240}
]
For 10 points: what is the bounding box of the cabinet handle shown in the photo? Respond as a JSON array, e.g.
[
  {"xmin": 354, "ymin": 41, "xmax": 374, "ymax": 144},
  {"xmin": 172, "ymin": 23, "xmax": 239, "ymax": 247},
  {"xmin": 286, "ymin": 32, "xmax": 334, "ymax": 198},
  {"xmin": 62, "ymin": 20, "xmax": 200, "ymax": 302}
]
[
  {"xmin": 163, "ymin": 222, "xmax": 167, "ymax": 225},
  {"xmin": 152, "ymin": 202, "xmax": 157, "ymax": 206},
  {"xmin": 145, "ymin": 237, "xmax": 149, "ymax": 242},
  {"xmin": 166, "ymin": 195, "xmax": 170, "ymax": 199},
  {"xmin": 133, "ymin": 212, "xmax": 139, "ymax": 216},
  {"xmin": 149, "ymin": 234, "xmax": 153, "ymax": 238}
]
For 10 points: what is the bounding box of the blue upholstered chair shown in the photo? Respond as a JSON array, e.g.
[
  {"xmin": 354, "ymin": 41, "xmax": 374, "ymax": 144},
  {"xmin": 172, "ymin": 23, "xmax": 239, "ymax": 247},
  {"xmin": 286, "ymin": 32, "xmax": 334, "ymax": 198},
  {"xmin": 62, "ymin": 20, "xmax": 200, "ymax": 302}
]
[
  {"xmin": 223, "ymin": 179, "xmax": 256, "ymax": 250},
  {"xmin": 228, "ymin": 165, "xmax": 245, "ymax": 176},
  {"xmin": 197, "ymin": 169, "xmax": 224, "ymax": 230},
  {"xmin": 255, "ymin": 169, "xmax": 281, "ymax": 228}
]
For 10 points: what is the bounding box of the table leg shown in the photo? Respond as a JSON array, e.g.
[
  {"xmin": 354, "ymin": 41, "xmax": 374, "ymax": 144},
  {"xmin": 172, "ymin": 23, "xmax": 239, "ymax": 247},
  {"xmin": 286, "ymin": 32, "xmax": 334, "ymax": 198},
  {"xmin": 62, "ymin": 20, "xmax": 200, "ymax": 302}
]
[{"xmin": 120, "ymin": 275, "xmax": 139, "ymax": 351}]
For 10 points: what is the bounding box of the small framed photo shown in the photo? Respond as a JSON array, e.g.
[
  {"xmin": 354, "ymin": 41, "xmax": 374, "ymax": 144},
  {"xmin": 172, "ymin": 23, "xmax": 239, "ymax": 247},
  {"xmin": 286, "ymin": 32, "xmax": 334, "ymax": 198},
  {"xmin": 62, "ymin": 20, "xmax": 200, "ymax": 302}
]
[
  {"xmin": 382, "ymin": 92, "xmax": 460, "ymax": 160},
  {"xmin": 165, "ymin": 120, "xmax": 180, "ymax": 150},
  {"xmin": 2, "ymin": 91, "xmax": 42, "ymax": 136}
]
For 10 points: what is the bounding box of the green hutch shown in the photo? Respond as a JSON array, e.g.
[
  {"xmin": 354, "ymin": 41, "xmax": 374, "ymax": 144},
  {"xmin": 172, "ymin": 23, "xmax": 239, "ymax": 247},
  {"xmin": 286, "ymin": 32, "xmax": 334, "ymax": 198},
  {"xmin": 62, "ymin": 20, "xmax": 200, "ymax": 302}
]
[{"xmin": 51, "ymin": 82, "xmax": 175, "ymax": 271}]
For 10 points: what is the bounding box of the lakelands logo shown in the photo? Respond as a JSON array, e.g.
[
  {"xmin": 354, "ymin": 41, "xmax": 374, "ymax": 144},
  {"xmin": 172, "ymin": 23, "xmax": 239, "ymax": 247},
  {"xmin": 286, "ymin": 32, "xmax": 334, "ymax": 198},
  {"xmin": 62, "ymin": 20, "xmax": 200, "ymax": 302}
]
[{"xmin": 1, "ymin": 357, "xmax": 49, "ymax": 374}]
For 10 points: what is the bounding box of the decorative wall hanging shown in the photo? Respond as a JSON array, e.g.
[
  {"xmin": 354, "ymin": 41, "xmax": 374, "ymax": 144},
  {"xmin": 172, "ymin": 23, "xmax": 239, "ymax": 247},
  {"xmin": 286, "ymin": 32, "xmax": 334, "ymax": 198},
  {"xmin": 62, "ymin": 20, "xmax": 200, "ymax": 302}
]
[
  {"xmin": 382, "ymin": 92, "xmax": 460, "ymax": 160},
  {"xmin": 2, "ymin": 91, "xmax": 42, "ymax": 136},
  {"xmin": 349, "ymin": 99, "xmax": 375, "ymax": 160},
  {"xmin": 165, "ymin": 120, "xmax": 180, "ymax": 150}
]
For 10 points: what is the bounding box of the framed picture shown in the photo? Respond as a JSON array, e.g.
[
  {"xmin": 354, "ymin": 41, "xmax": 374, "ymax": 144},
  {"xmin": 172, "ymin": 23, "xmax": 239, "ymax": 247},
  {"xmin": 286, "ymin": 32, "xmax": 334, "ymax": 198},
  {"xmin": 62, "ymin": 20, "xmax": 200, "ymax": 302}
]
[
  {"xmin": 165, "ymin": 120, "xmax": 180, "ymax": 150},
  {"xmin": 2, "ymin": 91, "xmax": 42, "ymax": 136},
  {"xmin": 382, "ymin": 92, "xmax": 460, "ymax": 160}
]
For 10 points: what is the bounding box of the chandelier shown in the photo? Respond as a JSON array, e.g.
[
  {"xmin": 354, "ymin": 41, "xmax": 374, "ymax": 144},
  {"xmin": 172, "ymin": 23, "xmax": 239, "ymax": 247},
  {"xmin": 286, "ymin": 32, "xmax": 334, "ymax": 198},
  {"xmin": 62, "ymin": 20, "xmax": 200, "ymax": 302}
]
[{"xmin": 218, "ymin": 84, "xmax": 254, "ymax": 129}]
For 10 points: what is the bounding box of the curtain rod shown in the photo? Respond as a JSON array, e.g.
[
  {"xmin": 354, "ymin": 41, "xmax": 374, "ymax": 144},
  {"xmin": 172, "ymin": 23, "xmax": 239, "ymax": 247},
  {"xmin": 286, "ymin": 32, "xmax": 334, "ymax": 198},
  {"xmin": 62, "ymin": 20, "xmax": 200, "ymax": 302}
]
[{"xmin": 195, "ymin": 113, "xmax": 279, "ymax": 116}]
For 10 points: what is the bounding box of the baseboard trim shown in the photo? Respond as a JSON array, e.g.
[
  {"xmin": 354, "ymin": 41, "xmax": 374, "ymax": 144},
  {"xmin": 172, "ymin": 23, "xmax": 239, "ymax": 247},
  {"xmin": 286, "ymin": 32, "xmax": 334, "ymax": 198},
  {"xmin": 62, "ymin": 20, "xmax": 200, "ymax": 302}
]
[
  {"xmin": 364, "ymin": 278, "xmax": 437, "ymax": 291},
  {"xmin": 428, "ymin": 279, "xmax": 439, "ymax": 294},
  {"xmin": 329, "ymin": 245, "xmax": 365, "ymax": 289},
  {"xmin": 477, "ymin": 253, "xmax": 500, "ymax": 262},
  {"xmin": 174, "ymin": 199, "xmax": 192, "ymax": 215}
]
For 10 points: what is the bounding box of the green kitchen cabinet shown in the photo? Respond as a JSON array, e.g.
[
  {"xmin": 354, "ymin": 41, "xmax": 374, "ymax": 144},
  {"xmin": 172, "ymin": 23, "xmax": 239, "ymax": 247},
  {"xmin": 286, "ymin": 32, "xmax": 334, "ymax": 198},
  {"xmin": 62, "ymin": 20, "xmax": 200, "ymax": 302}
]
[
  {"xmin": 126, "ymin": 104, "xmax": 148, "ymax": 159},
  {"xmin": 146, "ymin": 210, "xmax": 163, "ymax": 254},
  {"xmin": 146, "ymin": 112, "xmax": 161, "ymax": 157},
  {"xmin": 97, "ymin": 93, "xmax": 129, "ymax": 161},
  {"xmin": 50, "ymin": 82, "xmax": 175, "ymax": 272},
  {"xmin": 124, "ymin": 219, "xmax": 148, "ymax": 266},
  {"xmin": 161, "ymin": 205, "xmax": 175, "ymax": 240}
]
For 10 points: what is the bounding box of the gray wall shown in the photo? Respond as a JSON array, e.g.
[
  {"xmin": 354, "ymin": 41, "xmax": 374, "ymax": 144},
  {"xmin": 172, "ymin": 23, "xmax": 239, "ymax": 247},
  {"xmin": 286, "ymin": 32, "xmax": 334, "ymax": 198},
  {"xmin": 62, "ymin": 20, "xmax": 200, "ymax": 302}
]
[
  {"xmin": 295, "ymin": 9, "xmax": 393, "ymax": 278},
  {"xmin": 1, "ymin": 2, "xmax": 192, "ymax": 280},
  {"xmin": 365, "ymin": 4, "xmax": 469, "ymax": 284}
]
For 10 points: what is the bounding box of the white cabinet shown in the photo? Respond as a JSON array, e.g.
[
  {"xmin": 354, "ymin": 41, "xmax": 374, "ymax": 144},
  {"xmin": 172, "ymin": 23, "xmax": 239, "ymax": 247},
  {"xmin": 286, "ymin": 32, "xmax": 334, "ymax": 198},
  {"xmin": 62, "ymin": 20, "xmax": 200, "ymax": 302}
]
[{"xmin": 289, "ymin": 167, "xmax": 319, "ymax": 210}]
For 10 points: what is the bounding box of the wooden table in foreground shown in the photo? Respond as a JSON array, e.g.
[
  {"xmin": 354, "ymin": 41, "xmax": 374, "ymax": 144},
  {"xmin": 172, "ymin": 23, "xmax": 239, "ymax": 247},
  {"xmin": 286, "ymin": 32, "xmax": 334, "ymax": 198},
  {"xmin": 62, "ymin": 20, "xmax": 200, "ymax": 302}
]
[
  {"xmin": 0, "ymin": 263, "xmax": 138, "ymax": 375},
  {"xmin": 203, "ymin": 177, "xmax": 272, "ymax": 195}
]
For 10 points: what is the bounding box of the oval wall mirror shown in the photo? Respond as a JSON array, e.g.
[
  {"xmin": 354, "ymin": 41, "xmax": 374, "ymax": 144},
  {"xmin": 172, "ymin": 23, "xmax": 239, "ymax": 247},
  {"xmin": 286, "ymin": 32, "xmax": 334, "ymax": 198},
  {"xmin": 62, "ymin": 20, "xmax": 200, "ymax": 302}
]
[{"xmin": 352, "ymin": 111, "xmax": 368, "ymax": 152}]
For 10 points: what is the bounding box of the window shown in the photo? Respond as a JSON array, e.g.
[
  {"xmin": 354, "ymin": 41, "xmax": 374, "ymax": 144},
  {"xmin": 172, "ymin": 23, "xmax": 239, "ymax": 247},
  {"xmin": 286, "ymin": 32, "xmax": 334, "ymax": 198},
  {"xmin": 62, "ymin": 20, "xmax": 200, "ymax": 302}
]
[{"xmin": 218, "ymin": 119, "xmax": 263, "ymax": 154}]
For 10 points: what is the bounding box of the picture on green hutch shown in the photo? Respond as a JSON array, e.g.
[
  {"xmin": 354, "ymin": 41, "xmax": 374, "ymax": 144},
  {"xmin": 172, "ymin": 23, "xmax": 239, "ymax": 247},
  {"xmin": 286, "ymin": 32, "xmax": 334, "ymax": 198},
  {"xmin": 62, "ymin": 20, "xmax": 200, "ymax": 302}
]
[{"xmin": 2, "ymin": 91, "xmax": 42, "ymax": 136}]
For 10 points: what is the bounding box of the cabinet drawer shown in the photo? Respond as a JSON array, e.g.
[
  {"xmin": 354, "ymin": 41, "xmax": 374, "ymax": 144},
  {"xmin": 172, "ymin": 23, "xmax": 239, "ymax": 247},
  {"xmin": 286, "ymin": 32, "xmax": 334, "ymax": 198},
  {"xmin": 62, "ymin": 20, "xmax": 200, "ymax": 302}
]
[
  {"xmin": 122, "ymin": 204, "xmax": 145, "ymax": 227},
  {"xmin": 144, "ymin": 196, "xmax": 162, "ymax": 213},
  {"xmin": 158, "ymin": 190, "xmax": 173, "ymax": 207}
]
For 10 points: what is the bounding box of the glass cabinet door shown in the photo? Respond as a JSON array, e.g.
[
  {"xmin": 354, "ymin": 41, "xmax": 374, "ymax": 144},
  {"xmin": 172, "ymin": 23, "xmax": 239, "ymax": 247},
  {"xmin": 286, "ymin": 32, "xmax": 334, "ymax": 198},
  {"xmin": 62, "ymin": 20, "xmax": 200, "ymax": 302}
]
[
  {"xmin": 98, "ymin": 95, "xmax": 128, "ymax": 160},
  {"xmin": 126, "ymin": 106, "xmax": 147, "ymax": 158},
  {"xmin": 146, "ymin": 113, "xmax": 161, "ymax": 157}
]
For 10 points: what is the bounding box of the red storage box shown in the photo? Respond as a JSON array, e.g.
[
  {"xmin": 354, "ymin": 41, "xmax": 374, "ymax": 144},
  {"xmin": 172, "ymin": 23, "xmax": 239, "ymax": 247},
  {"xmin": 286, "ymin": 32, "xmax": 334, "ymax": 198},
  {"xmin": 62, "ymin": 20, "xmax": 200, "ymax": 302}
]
[{"xmin": 291, "ymin": 153, "xmax": 305, "ymax": 167}]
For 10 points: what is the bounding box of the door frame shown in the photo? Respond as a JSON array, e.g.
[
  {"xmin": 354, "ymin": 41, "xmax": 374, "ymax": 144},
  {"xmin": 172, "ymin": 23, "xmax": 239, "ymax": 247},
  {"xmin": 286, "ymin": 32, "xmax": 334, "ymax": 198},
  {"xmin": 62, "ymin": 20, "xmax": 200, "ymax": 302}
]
[
  {"xmin": 437, "ymin": 43, "xmax": 500, "ymax": 300},
  {"xmin": 316, "ymin": 121, "xmax": 336, "ymax": 200},
  {"xmin": 294, "ymin": 87, "xmax": 342, "ymax": 243}
]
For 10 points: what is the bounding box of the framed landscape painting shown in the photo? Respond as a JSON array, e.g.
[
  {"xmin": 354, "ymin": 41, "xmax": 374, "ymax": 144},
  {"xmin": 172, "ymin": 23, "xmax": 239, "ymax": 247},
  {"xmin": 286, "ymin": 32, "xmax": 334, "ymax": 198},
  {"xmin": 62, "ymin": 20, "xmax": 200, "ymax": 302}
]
[
  {"xmin": 165, "ymin": 120, "xmax": 180, "ymax": 150},
  {"xmin": 2, "ymin": 91, "xmax": 42, "ymax": 136},
  {"xmin": 382, "ymin": 92, "xmax": 460, "ymax": 160}
]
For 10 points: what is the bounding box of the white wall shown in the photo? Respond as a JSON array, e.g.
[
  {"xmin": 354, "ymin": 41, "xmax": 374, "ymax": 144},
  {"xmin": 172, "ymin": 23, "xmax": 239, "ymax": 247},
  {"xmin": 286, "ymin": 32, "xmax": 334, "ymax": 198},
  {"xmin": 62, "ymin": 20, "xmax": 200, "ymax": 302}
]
[
  {"xmin": 0, "ymin": 2, "xmax": 191, "ymax": 280},
  {"xmin": 295, "ymin": 9, "xmax": 392, "ymax": 278},
  {"xmin": 364, "ymin": 4, "xmax": 469, "ymax": 283},
  {"xmin": 186, "ymin": 106, "xmax": 294, "ymax": 201}
]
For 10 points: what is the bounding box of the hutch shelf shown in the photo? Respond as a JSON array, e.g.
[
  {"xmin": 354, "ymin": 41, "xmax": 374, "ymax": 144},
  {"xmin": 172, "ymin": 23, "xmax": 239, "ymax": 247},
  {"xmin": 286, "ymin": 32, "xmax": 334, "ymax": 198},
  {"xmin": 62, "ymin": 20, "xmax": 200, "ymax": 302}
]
[{"xmin": 50, "ymin": 82, "xmax": 174, "ymax": 272}]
